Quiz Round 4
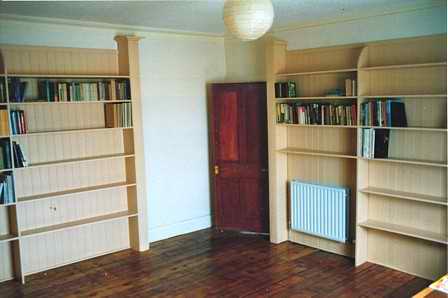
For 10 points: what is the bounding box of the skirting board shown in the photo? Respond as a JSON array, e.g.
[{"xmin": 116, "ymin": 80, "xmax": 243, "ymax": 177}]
[
  {"xmin": 149, "ymin": 215, "xmax": 211, "ymax": 243},
  {"xmin": 289, "ymin": 230, "xmax": 355, "ymax": 258}
]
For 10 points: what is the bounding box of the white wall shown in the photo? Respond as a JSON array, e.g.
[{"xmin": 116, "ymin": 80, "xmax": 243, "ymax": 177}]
[
  {"xmin": 274, "ymin": 5, "xmax": 447, "ymax": 50},
  {"xmin": 0, "ymin": 18, "xmax": 226, "ymax": 243},
  {"xmin": 224, "ymin": 5, "xmax": 447, "ymax": 80},
  {"xmin": 140, "ymin": 35, "xmax": 225, "ymax": 242},
  {"xmin": 224, "ymin": 37, "xmax": 265, "ymax": 82}
]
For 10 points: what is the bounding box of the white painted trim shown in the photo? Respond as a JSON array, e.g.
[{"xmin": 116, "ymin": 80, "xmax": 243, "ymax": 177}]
[
  {"xmin": 0, "ymin": 13, "xmax": 225, "ymax": 40},
  {"xmin": 148, "ymin": 215, "xmax": 212, "ymax": 243}
]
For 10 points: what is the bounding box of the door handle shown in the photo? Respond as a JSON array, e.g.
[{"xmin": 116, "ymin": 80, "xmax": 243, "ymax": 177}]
[
  {"xmin": 214, "ymin": 165, "xmax": 219, "ymax": 175},
  {"xmin": 261, "ymin": 168, "xmax": 268, "ymax": 172}
]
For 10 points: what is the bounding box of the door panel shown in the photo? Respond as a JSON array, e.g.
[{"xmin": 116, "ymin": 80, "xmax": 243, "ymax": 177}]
[
  {"xmin": 217, "ymin": 91, "xmax": 239, "ymax": 162},
  {"xmin": 210, "ymin": 82, "xmax": 269, "ymax": 233}
]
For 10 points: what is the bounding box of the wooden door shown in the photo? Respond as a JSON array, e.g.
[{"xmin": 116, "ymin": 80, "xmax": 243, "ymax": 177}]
[{"xmin": 210, "ymin": 82, "xmax": 269, "ymax": 233}]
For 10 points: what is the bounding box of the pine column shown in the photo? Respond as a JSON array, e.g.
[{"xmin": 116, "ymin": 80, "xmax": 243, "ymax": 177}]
[{"xmin": 115, "ymin": 35, "xmax": 149, "ymax": 251}]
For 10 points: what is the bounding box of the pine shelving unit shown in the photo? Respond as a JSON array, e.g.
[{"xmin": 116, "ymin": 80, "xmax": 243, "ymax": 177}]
[
  {"xmin": 0, "ymin": 36, "xmax": 148, "ymax": 284},
  {"xmin": 266, "ymin": 34, "xmax": 447, "ymax": 280}
]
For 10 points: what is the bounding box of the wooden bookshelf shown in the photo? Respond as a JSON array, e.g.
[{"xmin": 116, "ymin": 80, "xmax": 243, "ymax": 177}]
[
  {"xmin": 277, "ymin": 148, "xmax": 357, "ymax": 159},
  {"xmin": 277, "ymin": 123, "xmax": 357, "ymax": 129},
  {"xmin": 361, "ymin": 94, "xmax": 447, "ymax": 98},
  {"xmin": 359, "ymin": 62, "xmax": 446, "ymax": 71},
  {"xmin": 359, "ymin": 220, "xmax": 447, "ymax": 245},
  {"xmin": 18, "ymin": 182, "xmax": 136, "ymax": 203},
  {"xmin": 20, "ymin": 153, "xmax": 134, "ymax": 169},
  {"xmin": 9, "ymin": 100, "xmax": 131, "ymax": 105},
  {"xmin": 276, "ymin": 68, "xmax": 357, "ymax": 77},
  {"xmin": 7, "ymin": 74, "xmax": 130, "ymax": 79},
  {"xmin": 266, "ymin": 34, "xmax": 447, "ymax": 281},
  {"xmin": 359, "ymin": 187, "xmax": 447, "ymax": 206},
  {"xmin": 275, "ymin": 96, "xmax": 357, "ymax": 101},
  {"xmin": 0, "ymin": 36, "xmax": 148, "ymax": 284},
  {"xmin": 360, "ymin": 126, "xmax": 447, "ymax": 132},
  {"xmin": 21, "ymin": 211, "xmax": 138, "ymax": 238}
]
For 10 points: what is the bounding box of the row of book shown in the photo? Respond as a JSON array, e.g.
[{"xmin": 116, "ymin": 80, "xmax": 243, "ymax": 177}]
[
  {"xmin": 0, "ymin": 173, "xmax": 15, "ymax": 205},
  {"xmin": 105, "ymin": 103, "xmax": 132, "ymax": 128},
  {"xmin": 10, "ymin": 110, "xmax": 26, "ymax": 135},
  {"xmin": 361, "ymin": 100, "xmax": 407, "ymax": 127},
  {"xmin": 275, "ymin": 81, "xmax": 297, "ymax": 98},
  {"xmin": 8, "ymin": 78, "xmax": 131, "ymax": 102},
  {"xmin": 37, "ymin": 79, "xmax": 130, "ymax": 102},
  {"xmin": 0, "ymin": 139, "xmax": 28, "ymax": 170},
  {"xmin": 8, "ymin": 78, "xmax": 27, "ymax": 102},
  {"xmin": 276, "ymin": 103, "xmax": 357, "ymax": 126},
  {"xmin": 361, "ymin": 128, "xmax": 389, "ymax": 159}
]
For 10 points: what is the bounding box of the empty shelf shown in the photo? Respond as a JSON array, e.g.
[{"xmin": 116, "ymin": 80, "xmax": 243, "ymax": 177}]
[
  {"xmin": 8, "ymin": 73, "xmax": 130, "ymax": 78},
  {"xmin": 359, "ymin": 219, "xmax": 447, "ymax": 245},
  {"xmin": 18, "ymin": 182, "xmax": 136, "ymax": 203},
  {"xmin": 360, "ymin": 187, "xmax": 447, "ymax": 206},
  {"xmin": 360, "ymin": 62, "xmax": 446, "ymax": 71},
  {"xmin": 0, "ymin": 234, "xmax": 18, "ymax": 243},
  {"xmin": 21, "ymin": 211, "xmax": 138, "ymax": 238},
  {"xmin": 361, "ymin": 157, "xmax": 447, "ymax": 168},
  {"xmin": 12, "ymin": 127, "xmax": 132, "ymax": 137},
  {"xmin": 15, "ymin": 153, "xmax": 134, "ymax": 170},
  {"xmin": 277, "ymin": 68, "xmax": 357, "ymax": 76},
  {"xmin": 278, "ymin": 148, "xmax": 356, "ymax": 159}
]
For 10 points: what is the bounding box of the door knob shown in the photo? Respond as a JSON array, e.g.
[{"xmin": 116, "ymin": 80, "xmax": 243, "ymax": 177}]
[
  {"xmin": 214, "ymin": 165, "xmax": 219, "ymax": 175},
  {"xmin": 261, "ymin": 168, "xmax": 268, "ymax": 172}
]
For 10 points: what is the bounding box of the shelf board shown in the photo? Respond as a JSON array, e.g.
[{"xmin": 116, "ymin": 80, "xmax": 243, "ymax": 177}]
[
  {"xmin": 358, "ymin": 219, "xmax": 447, "ymax": 245},
  {"xmin": 276, "ymin": 96, "xmax": 357, "ymax": 101},
  {"xmin": 0, "ymin": 234, "xmax": 18, "ymax": 243},
  {"xmin": 21, "ymin": 211, "xmax": 138, "ymax": 238},
  {"xmin": 278, "ymin": 123, "xmax": 357, "ymax": 129},
  {"xmin": 7, "ymin": 74, "xmax": 130, "ymax": 79},
  {"xmin": 359, "ymin": 62, "xmax": 447, "ymax": 71},
  {"xmin": 360, "ymin": 126, "xmax": 447, "ymax": 132},
  {"xmin": 12, "ymin": 126, "xmax": 132, "ymax": 137},
  {"xmin": 360, "ymin": 94, "xmax": 446, "ymax": 98},
  {"xmin": 276, "ymin": 68, "xmax": 357, "ymax": 76},
  {"xmin": 359, "ymin": 187, "xmax": 447, "ymax": 206},
  {"xmin": 361, "ymin": 157, "xmax": 447, "ymax": 168},
  {"xmin": 9, "ymin": 100, "xmax": 131, "ymax": 105},
  {"xmin": 16, "ymin": 153, "xmax": 134, "ymax": 170},
  {"xmin": 278, "ymin": 147, "xmax": 357, "ymax": 159},
  {"xmin": 18, "ymin": 182, "xmax": 137, "ymax": 203},
  {"xmin": 0, "ymin": 202, "xmax": 16, "ymax": 207}
]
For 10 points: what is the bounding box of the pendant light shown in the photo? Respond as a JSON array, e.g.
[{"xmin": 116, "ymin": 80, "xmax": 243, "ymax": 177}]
[{"xmin": 223, "ymin": 0, "xmax": 274, "ymax": 41}]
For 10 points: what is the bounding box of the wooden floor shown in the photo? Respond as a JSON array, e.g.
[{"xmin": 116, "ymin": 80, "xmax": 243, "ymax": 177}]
[{"xmin": 0, "ymin": 229, "xmax": 431, "ymax": 297}]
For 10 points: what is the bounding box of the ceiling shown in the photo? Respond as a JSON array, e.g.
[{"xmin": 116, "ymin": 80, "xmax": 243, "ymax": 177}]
[{"xmin": 0, "ymin": 0, "xmax": 443, "ymax": 35}]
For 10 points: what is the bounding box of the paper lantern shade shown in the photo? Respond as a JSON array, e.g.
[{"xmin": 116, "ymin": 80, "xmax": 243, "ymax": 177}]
[{"xmin": 223, "ymin": 0, "xmax": 274, "ymax": 41}]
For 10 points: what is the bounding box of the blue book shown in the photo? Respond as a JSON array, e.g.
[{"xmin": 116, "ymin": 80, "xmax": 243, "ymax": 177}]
[
  {"xmin": 386, "ymin": 100, "xmax": 392, "ymax": 126},
  {"xmin": 6, "ymin": 175, "xmax": 15, "ymax": 204}
]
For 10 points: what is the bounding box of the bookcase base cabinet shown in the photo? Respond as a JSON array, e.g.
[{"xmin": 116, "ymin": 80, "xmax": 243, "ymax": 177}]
[
  {"xmin": 266, "ymin": 34, "xmax": 447, "ymax": 280},
  {"xmin": 0, "ymin": 36, "xmax": 148, "ymax": 284}
]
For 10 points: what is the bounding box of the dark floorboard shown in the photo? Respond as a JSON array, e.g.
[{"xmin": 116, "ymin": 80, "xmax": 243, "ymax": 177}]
[{"xmin": 0, "ymin": 229, "xmax": 431, "ymax": 297}]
